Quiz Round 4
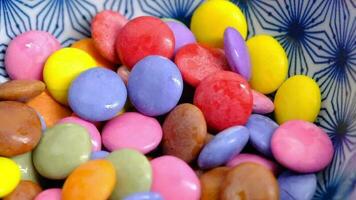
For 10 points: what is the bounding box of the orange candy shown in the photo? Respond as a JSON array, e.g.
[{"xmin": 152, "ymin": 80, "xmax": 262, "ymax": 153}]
[{"xmin": 62, "ymin": 160, "xmax": 116, "ymax": 200}]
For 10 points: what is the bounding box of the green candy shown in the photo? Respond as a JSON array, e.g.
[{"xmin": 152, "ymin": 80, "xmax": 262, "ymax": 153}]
[
  {"xmin": 107, "ymin": 149, "xmax": 152, "ymax": 200},
  {"xmin": 33, "ymin": 123, "xmax": 91, "ymax": 180},
  {"xmin": 11, "ymin": 152, "xmax": 39, "ymax": 183}
]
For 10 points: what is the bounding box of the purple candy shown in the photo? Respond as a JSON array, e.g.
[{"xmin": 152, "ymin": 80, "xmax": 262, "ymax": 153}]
[
  {"xmin": 224, "ymin": 27, "xmax": 251, "ymax": 80},
  {"xmin": 278, "ymin": 171, "xmax": 317, "ymax": 200},
  {"xmin": 165, "ymin": 21, "xmax": 196, "ymax": 54},
  {"xmin": 123, "ymin": 192, "xmax": 163, "ymax": 200},
  {"xmin": 68, "ymin": 68, "xmax": 127, "ymax": 122},
  {"xmin": 90, "ymin": 150, "xmax": 110, "ymax": 160},
  {"xmin": 128, "ymin": 55, "xmax": 183, "ymax": 116}
]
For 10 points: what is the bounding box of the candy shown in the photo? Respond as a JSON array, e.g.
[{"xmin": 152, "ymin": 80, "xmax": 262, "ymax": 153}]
[
  {"xmin": 0, "ymin": 157, "xmax": 21, "ymax": 198},
  {"xmin": 174, "ymin": 43, "xmax": 230, "ymax": 87},
  {"xmin": 151, "ymin": 156, "xmax": 201, "ymax": 200},
  {"xmin": 247, "ymin": 34, "xmax": 288, "ymax": 94},
  {"xmin": 36, "ymin": 112, "xmax": 47, "ymax": 131},
  {"xmin": 11, "ymin": 152, "xmax": 39, "ymax": 183},
  {"xmin": 191, "ymin": 0, "xmax": 247, "ymax": 47},
  {"xmin": 62, "ymin": 160, "xmax": 116, "ymax": 200},
  {"xmin": 3, "ymin": 180, "xmax": 42, "ymax": 200},
  {"xmin": 278, "ymin": 171, "xmax": 317, "ymax": 200},
  {"xmin": 58, "ymin": 117, "xmax": 102, "ymax": 151},
  {"xmin": 165, "ymin": 21, "xmax": 196, "ymax": 53},
  {"xmin": 90, "ymin": 150, "xmax": 110, "ymax": 160},
  {"xmin": 43, "ymin": 47, "xmax": 97, "ymax": 105},
  {"xmin": 246, "ymin": 114, "xmax": 279, "ymax": 157},
  {"xmin": 226, "ymin": 153, "xmax": 279, "ymax": 175},
  {"xmin": 224, "ymin": 27, "xmax": 251, "ymax": 80},
  {"xmin": 128, "ymin": 56, "xmax": 183, "ymax": 116},
  {"xmin": 0, "ymin": 101, "xmax": 41, "ymax": 157},
  {"xmin": 5, "ymin": 31, "xmax": 60, "ymax": 80},
  {"xmin": 92, "ymin": 10, "xmax": 128, "ymax": 63},
  {"xmin": 107, "ymin": 149, "xmax": 152, "ymax": 200},
  {"xmin": 117, "ymin": 65, "xmax": 130, "ymax": 85},
  {"xmin": 102, "ymin": 112, "xmax": 162, "ymax": 154},
  {"xmin": 221, "ymin": 163, "xmax": 279, "ymax": 200},
  {"xmin": 123, "ymin": 192, "xmax": 163, "ymax": 200},
  {"xmin": 34, "ymin": 189, "xmax": 62, "ymax": 200},
  {"xmin": 198, "ymin": 126, "xmax": 249, "ymax": 169},
  {"xmin": 200, "ymin": 167, "xmax": 229, "ymax": 200},
  {"xmin": 0, "ymin": 80, "xmax": 45, "ymax": 102},
  {"xmin": 271, "ymin": 120, "xmax": 334, "ymax": 173},
  {"xmin": 252, "ymin": 90, "xmax": 274, "ymax": 114},
  {"xmin": 116, "ymin": 16, "xmax": 175, "ymax": 69},
  {"xmin": 194, "ymin": 71, "xmax": 253, "ymax": 131},
  {"xmin": 274, "ymin": 75, "xmax": 321, "ymax": 124},
  {"xmin": 33, "ymin": 123, "xmax": 91, "ymax": 179}
]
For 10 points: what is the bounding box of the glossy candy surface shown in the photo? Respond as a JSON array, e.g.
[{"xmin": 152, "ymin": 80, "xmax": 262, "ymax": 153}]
[
  {"xmin": 0, "ymin": 157, "xmax": 21, "ymax": 198},
  {"xmin": 200, "ymin": 167, "xmax": 229, "ymax": 200},
  {"xmin": 226, "ymin": 153, "xmax": 279, "ymax": 175},
  {"xmin": 278, "ymin": 171, "xmax": 317, "ymax": 200},
  {"xmin": 166, "ymin": 21, "xmax": 196, "ymax": 54},
  {"xmin": 0, "ymin": 80, "xmax": 45, "ymax": 102},
  {"xmin": 34, "ymin": 189, "xmax": 62, "ymax": 200},
  {"xmin": 252, "ymin": 90, "xmax": 274, "ymax": 114}
]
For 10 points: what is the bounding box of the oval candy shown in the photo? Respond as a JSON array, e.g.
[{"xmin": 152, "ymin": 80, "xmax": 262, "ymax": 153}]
[
  {"xmin": 34, "ymin": 189, "xmax": 62, "ymax": 200},
  {"xmin": 11, "ymin": 152, "xmax": 39, "ymax": 183},
  {"xmin": 3, "ymin": 180, "xmax": 42, "ymax": 200},
  {"xmin": 165, "ymin": 21, "xmax": 196, "ymax": 54},
  {"xmin": 0, "ymin": 157, "xmax": 21, "ymax": 198},
  {"xmin": 226, "ymin": 153, "xmax": 279, "ymax": 175},
  {"xmin": 252, "ymin": 90, "xmax": 274, "ymax": 114},
  {"xmin": 200, "ymin": 167, "xmax": 229, "ymax": 200},
  {"xmin": 278, "ymin": 171, "xmax": 317, "ymax": 200},
  {"xmin": 0, "ymin": 80, "xmax": 45, "ymax": 102}
]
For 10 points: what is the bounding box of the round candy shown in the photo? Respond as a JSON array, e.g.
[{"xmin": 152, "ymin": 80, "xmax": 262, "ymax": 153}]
[
  {"xmin": 252, "ymin": 90, "xmax": 274, "ymax": 114},
  {"xmin": 0, "ymin": 101, "xmax": 41, "ymax": 157},
  {"xmin": 221, "ymin": 163, "xmax": 279, "ymax": 200},
  {"xmin": 246, "ymin": 114, "xmax": 279, "ymax": 157},
  {"xmin": 162, "ymin": 103, "xmax": 207, "ymax": 163},
  {"xmin": 58, "ymin": 116, "xmax": 102, "ymax": 151},
  {"xmin": 107, "ymin": 149, "xmax": 152, "ymax": 200},
  {"xmin": 190, "ymin": 0, "xmax": 247, "ymax": 47},
  {"xmin": 34, "ymin": 189, "xmax": 61, "ymax": 200},
  {"xmin": 165, "ymin": 21, "xmax": 196, "ymax": 53},
  {"xmin": 102, "ymin": 112, "xmax": 162, "ymax": 154},
  {"xmin": 43, "ymin": 47, "xmax": 97, "ymax": 105},
  {"xmin": 174, "ymin": 43, "xmax": 230, "ymax": 87},
  {"xmin": 3, "ymin": 180, "xmax": 42, "ymax": 200},
  {"xmin": 117, "ymin": 65, "xmax": 130, "ymax": 85},
  {"xmin": 123, "ymin": 192, "xmax": 163, "ymax": 200},
  {"xmin": 246, "ymin": 34, "xmax": 288, "ymax": 94},
  {"xmin": 194, "ymin": 71, "xmax": 253, "ymax": 131},
  {"xmin": 274, "ymin": 75, "xmax": 321, "ymax": 124},
  {"xmin": 151, "ymin": 156, "xmax": 201, "ymax": 200},
  {"xmin": 62, "ymin": 160, "xmax": 116, "ymax": 200},
  {"xmin": 11, "ymin": 152, "xmax": 39, "ymax": 183},
  {"xmin": 271, "ymin": 120, "xmax": 334, "ymax": 173},
  {"xmin": 226, "ymin": 153, "xmax": 279, "ymax": 175},
  {"xmin": 68, "ymin": 67, "xmax": 127, "ymax": 121},
  {"xmin": 200, "ymin": 167, "xmax": 229, "ymax": 200},
  {"xmin": 198, "ymin": 126, "xmax": 249, "ymax": 169},
  {"xmin": 0, "ymin": 157, "xmax": 21, "ymax": 198},
  {"xmin": 224, "ymin": 27, "xmax": 251, "ymax": 80},
  {"xmin": 116, "ymin": 16, "xmax": 175, "ymax": 69},
  {"xmin": 0, "ymin": 80, "xmax": 45, "ymax": 102},
  {"xmin": 92, "ymin": 10, "xmax": 127, "ymax": 63},
  {"xmin": 278, "ymin": 171, "xmax": 317, "ymax": 200},
  {"xmin": 90, "ymin": 151, "xmax": 110, "ymax": 160},
  {"xmin": 33, "ymin": 123, "xmax": 91, "ymax": 179},
  {"xmin": 5, "ymin": 31, "xmax": 60, "ymax": 80},
  {"xmin": 128, "ymin": 56, "xmax": 183, "ymax": 116}
]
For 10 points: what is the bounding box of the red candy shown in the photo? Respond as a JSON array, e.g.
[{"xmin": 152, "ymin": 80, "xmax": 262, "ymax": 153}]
[
  {"xmin": 116, "ymin": 16, "xmax": 175, "ymax": 69},
  {"xmin": 194, "ymin": 71, "xmax": 253, "ymax": 131},
  {"xmin": 92, "ymin": 10, "xmax": 127, "ymax": 63},
  {"xmin": 175, "ymin": 43, "xmax": 229, "ymax": 87}
]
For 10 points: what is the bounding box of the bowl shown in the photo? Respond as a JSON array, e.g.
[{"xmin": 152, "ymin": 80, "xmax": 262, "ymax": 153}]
[{"xmin": 0, "ymin": 0, "xmax": 355, "ymax": 199}]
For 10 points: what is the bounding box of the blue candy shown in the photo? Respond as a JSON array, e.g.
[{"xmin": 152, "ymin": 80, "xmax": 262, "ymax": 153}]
[
  {"xmin": 128, "ymin": 56, "xmax": 183, "ymax": 116},
  {"xmin": 278, "ymin": 171, "xmax": 317, "ymax": 200},
  {"xmin": 198, "ymin": 126, "xmax": 249, "ymax": 169},
  {"xmin": 68, "ymin": 68, "xmax": 127, "ymax": 121},
  {"xmin": 123, "ymin": 192, "xmax": 163, "ymax": 200},
  {"xmin": 90, "ymin": 150, "xmax": 110, "ymax": 160}
]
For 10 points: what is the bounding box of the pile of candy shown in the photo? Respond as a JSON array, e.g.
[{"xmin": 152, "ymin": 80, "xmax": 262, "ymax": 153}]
[{"xmin": 0, "ymin": 1, "xmax": 334, "ymax": 200}]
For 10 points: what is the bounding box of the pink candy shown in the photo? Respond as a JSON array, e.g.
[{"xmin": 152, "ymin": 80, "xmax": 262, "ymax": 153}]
[
  {"xmin": 34, "ymin": 188, "xmax": 62, "ymax": 200},
  {"xmin": 226, "ymin": 153, "xmax": 279, "ymax": 175}
]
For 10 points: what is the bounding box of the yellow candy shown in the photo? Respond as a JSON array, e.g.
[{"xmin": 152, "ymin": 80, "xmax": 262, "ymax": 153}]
[
  {"xmin": 0, "ymin": 157, "xmax": 21, "ymax": 197},
  {"xmin": 247, "ymin": 34, "xmax": 288, "ymax": 94},
  {"xmin": 190, "ymin": 0, "xmax": 247, "ymax": 48},
  {"xmin": 274, "ymin": 75, "xmax": 321, "ymax": 124},
  {"xmin": 43, "ymin": 48, "xmax": 97, "ymax": 105}
]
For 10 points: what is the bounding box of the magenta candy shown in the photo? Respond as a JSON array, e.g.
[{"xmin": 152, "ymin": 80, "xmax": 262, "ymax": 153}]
[
  {"xmin": 34, "ymin": 188, "xmax": 62, "ymax": 200},
  {"xmin": 151, "ymin": 156, "xmax": 201, "ymax": 200},
  {"xmin": 165, "ymin": 21, "xmax": 196, "ymax": 54},
  {"xmin": 226, "ymin": 153, "xmax": 279, "ymax": 175},
  {"xmin": 271, "ymin": 120, "xmax": 334, "ymax": 173},
  {"xmin": 252, "ymin": 90, "xmax": 274, "ymax": 114}
]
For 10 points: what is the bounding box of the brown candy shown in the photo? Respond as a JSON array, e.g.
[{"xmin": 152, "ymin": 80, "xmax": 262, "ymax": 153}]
[
  {"xmin": 4, "ymin": 180, "xmax": 42, "ymax": 200},
  {"xmin": 220, "ymin": 163, "xmax": 279, "ymax": 200},
  {"xmin": 0, "ymin": 101, "xmax": 42, "ymax": 157},
  {"xmin": 162, "ymin": 103, "xmax": 207, "ymax": 163},
  {"xmin": 200, "ymin": 167, "xmax": 229, "ymax": 200},
  {"xmin": 0, "ymin": 80, "xmax": 45, "ymax": 102}
]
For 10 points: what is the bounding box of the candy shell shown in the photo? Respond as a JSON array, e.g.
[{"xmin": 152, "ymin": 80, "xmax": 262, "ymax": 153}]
[
  {"xmin": 3, "ymin": 180, "xmax": 42, "ymax": 200},
  {"xmin": 11, "ymin": 152, "xmax": 39, "ymax": 183},
  {"xmin": 274, "ymin": 75, "xmax": 321, "ymax": 124},
  {"xmin": 198, "ymin": 126, "xmax": 249, "ymax": 169},
  {"xmin": 278, "ymin": 171, "xmax": 317, "ymax": 200},
  {"xmin": 165, "ymin": 21, "xmax": 196, "ymax": 53},
  {"xmin": 68, "ymin": 67, "xmax": 127, "ymax": 121},
  {"xmin": 224, "ymin": 27, "xmax": 251, "ymax": 80},
  {"xmin": 34, "ymin": 189, "xmax": 61, "ymax": 200},
  {"xmin": 62, "ymin": 160, "xmax": 116, "ymax": 200},
  {"xmin": 102, "ymin": 112, "xmax": 162, "ymax": 154},
  {"xmin": 271, "ymin": 120, "xmax": 334, "ymax": 173},
  {"xmin": 0, "ymin": 101, "xmax": 41, "ymax": 157},
  {"xmin": 151, "ymin": 156, "xmax": 201, "ymax": 200},
  {"xmin": 0, "ymin": 80, "xmax": 45, "ymax": 102},
  {"xmin": 5, "ymin": 31, "xmax": 60, "ymax": 80},
  {"xmin": 128, "ymin": 56, "xmax": 183, "ymax": 116},
  {"xmin": 174, "ymin": 43, "xmax": 230, "ymax": 87},
  {"xmin": 200, "ymin": 167, "xmax": 229, "ymax": 200},
  {"xmin": 116, "ymin": 16, "xmax": 175, "ymax": 69},
  {"xmin": 107, "ymin": 149, "xmax": 152, "ymax": 200},
  {"xmin": 226, "ymin": 153, "xmax": 279, "ymax": 175},
  {"xmin": 194, "ymin": 71, "xmax": 252, "ymax": 131},
  {"xmin": 0, "ymin": 157, "xmax": 21, "ymax": 198},
  {"xmin": 117, "ymin": 65, "xmax": 130, "ymax": 85},
  {"xmin": 123, "ymin": 192, "xmax": 163, "ymax": 200},
  {"xmin": 252, "ymin": 90, "xmax": 274, "ymax": 114},
  {"xmin": 36, "ymin": 112, "xmax": 46, "ymax": 131},
  {"xmin": 33, "ymin": 123, "xmax": 91, "ymax": 179},
  {"xmin": 90, "ymin": 151, "xmax": 110, "ymax": 160}
]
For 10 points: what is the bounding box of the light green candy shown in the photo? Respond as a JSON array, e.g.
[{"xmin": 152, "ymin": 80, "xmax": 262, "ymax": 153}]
[
  {"xmin": 33, "ymin": 123, "xmax": 91, "ymax": 180},
  {"xmin": 11, "ymin": 152, "xmax": 39, "ymax": 183},
  {"xmin": 107, "ymin": 149, "xmax": 152, "ymax": 200}
]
